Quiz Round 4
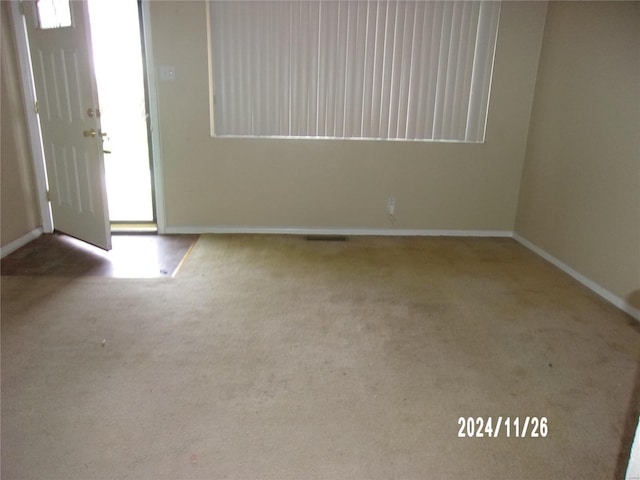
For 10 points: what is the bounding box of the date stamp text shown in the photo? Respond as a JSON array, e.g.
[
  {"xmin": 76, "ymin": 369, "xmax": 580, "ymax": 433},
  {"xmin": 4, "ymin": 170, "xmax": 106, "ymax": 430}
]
[{"xmin": 457, "ymin": 416, "xmax": 548, "ymax": 438}]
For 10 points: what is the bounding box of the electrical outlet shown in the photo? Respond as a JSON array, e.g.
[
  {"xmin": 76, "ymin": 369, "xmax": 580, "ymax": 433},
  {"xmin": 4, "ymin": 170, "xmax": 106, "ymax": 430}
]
[{"xmin": 387, "ymin": 196, "xmax": 396, "ymax": 216}]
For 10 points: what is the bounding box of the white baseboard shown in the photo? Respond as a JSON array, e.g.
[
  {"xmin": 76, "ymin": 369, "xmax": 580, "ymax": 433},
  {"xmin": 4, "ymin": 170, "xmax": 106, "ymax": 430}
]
[
  {"xmin": 0, "ymin": 227, "xmax": 43, "ymax": 259},
  {"xmin": 164, "ymin": 225, "xmax": 514, "ymax": 238},
  {"xmin": 514, "ymin": 233, "xmax": 640, "ymax": 322}
]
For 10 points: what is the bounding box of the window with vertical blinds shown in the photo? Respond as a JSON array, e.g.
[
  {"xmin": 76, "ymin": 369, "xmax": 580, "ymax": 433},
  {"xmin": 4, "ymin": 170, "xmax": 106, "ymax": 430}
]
[{"xmin": 208, "ymin": 1, "xmax": 501, "ymax": 142}]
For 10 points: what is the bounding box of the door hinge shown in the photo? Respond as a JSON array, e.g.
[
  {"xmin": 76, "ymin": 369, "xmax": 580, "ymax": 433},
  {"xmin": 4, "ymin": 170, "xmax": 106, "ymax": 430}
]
[
  {"xmin": 34, "ymin": 101, "xmax": 39, "ymax": 114},
  {"xmin": 46, "ymin": 190, "xmax": 51, "ymax": 202},
  {"xmin": 19, "ymin": 1, "xmax": 24, "ymax": 15}
]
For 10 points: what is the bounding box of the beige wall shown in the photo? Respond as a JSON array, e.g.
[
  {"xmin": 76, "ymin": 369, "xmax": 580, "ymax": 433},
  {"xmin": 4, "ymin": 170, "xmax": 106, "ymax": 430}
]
[
  {"xmin": 1, "ymin": 2, "xmax": 41, "ymax": 248},
  {"xmin": 2, "ymin": 0, "xmax": 637, "ymax": 314},
  {"xmin": 148, "ymin": 1, "xmax": 547, "ymax": 232},
  {"xmin": 515, "ymin": 2, "xmax": 640, "ymax": 306}
]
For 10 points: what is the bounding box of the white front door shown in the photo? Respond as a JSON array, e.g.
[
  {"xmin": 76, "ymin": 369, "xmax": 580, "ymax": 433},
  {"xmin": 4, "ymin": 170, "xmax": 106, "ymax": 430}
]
[{"xmin": 23, "ymin": 0, "xmax": 111, "ymax": 250}]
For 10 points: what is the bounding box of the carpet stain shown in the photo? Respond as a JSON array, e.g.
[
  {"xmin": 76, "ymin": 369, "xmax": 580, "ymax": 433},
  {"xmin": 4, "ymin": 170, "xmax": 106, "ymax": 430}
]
[{"xmin": 1, "ymin": 234, "xmax": 638, "ymax": 480}]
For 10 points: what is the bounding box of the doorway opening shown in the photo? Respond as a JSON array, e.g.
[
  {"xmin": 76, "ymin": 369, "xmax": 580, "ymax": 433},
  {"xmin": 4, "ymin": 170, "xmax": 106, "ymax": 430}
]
[{"xmin": 87, "ymin": 0, "xmax": 155, "ymax": 227}]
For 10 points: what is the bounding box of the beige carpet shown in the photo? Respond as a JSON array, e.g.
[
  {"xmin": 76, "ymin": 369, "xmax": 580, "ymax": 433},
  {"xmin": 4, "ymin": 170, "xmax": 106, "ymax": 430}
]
[{"xmin": 2, "ymin": 234, "xmax": 639, "ymax": 479}]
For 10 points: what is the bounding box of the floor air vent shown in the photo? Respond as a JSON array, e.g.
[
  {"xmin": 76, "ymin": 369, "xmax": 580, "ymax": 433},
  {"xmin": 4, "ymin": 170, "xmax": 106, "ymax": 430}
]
[{"xmin": 304, "ymin": 235, "xmax": 348, "ymax": 242}]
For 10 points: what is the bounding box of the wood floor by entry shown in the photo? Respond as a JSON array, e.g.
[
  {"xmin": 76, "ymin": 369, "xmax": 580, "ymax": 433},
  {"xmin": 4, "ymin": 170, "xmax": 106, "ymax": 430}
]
[{"xmin": 0, "ymin": 232, "xmax": 198, "ymax": 278}]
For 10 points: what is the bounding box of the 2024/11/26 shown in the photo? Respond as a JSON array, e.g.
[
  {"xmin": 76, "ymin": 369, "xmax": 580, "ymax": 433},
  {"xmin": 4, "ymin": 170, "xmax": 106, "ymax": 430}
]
[{"xmin": 457, "ymin": 416, "xmax": 548, "ymax": 438}]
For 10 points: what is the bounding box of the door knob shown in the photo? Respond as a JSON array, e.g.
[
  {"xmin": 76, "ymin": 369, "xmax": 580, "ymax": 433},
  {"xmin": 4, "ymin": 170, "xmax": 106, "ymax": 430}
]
[{"xmin": 83, "ymin": 129, "xmax": 108, "ymax": 138}]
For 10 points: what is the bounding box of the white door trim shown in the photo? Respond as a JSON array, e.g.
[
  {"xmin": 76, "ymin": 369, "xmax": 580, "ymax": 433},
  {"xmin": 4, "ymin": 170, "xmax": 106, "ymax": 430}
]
[
  {"xmin": 140, "ymin": 0, "xmax": 166, "ymax": 234},
  {"xmin": 9, "ymin": 0, "xmax": 53, "ymax": 234}
]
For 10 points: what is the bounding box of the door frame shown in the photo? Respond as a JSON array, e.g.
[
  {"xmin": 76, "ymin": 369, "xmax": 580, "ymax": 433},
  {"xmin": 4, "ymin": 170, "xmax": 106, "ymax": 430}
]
[
  {"xmin": 140, "ymin": 0, "xmax": 166, "ymax": 232},
  {"xmin": 9, "ymin": 0, "xmax": 51, "ymax": 233},
  {"xmin": 9, "ymin": 0, "xmax": 166, "ymax": 235}
]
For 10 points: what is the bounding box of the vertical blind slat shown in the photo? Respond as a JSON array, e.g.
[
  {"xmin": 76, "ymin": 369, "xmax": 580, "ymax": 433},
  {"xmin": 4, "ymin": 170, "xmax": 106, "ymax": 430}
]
[
  {"xmin": 387, "ymin": 1, "xmax": 402, "ymax": 138},
  {"xmin": 289, "ymin": 2, "xmax": 299, "ymax": 136},
  {"xmin": 449, "ymin": 2, "xmax": 472, "ymax": 139},
  {"xmin": 466, "ymin": 0, "xmax": 500, "ymax": 141},
  {"xmin": 405, "ymin": 1, "xmax": 422, "ymax": 139},
  {"xmin": 324, "ymin": 2, "xmax": 338, "ymax": 136},
  {"xmin": 442, "ymin": 3, "xmax": 465, "ymax": 140},
  {"xmin": 350, "ymin": 2, "xmax": 366, "ymax": 137},
  {"xmin": 314, "ymin": 4, "xmax": 325, "ymax": 136},
  {"xmin": 456, "ymin": 2, "xmax": 480, "ymax": 140},
  {"xmin": 379, "ymin": 2, "xmax": 394, "ymax": 138},
  {"xmin": 334, "ymin": 2, "xmax": 346, "ymax": 137},
  {"xmin": 432, "ymin": 2, "xmax": 452, "ymax": 140},
  {"xmin": 301, "ymin": 3, "xmax": 308, "ymax": 135},
  {"xmin": 211, "ymin": 1, "xmax": 224, "ymax": 133},
  {"xmin": 369, "ymin": 1, "xmax": 385, "ymax": 138},
  {"xmin": 397, "ymin": 1, "xmax": 414, "ymax": 139},
  {"xmin": 425, "ymin": 2, "xmax": 443, "ymax": 139},
  {"xmin": 342, "ymin": 2, "xmax": 351, "ymax": 137},
  {"xmin": 210, "ymin": 0, "xmax": 500, "ymax": 141}
]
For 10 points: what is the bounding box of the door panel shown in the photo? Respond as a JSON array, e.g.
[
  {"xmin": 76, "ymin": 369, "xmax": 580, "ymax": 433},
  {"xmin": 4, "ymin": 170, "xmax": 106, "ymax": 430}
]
[{"xmin": 24, "ymin": 0, "xmax": 111, "ymax": 250}]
